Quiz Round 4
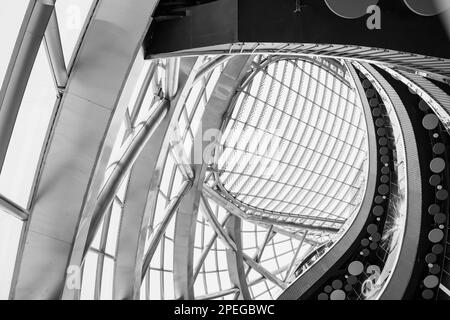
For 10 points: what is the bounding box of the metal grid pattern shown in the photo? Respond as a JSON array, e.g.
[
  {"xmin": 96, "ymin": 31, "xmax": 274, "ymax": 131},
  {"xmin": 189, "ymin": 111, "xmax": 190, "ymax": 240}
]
[
  {"xmin": 193, "ymin": 199, "xmax": 235, "ymax": 300},
  {"xmin": 217, "ymin": 58, "xmax": 369, "ymax": 242},
  {"xmin": 241, "ymin": 220, "xmax": 312, "ymax": 300}
]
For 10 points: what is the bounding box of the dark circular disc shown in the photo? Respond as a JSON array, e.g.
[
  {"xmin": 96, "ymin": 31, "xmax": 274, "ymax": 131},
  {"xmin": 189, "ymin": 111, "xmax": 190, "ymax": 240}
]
[
  {"xmin": 372, "ymin": 205, "xmax": 384, "ymax": 217},
  {"xmin": 429, "ymin": 264, "xmax": 441, "ymax": 275},
  {"xmin": 367, "ymin": 224, "xmax": 378, "ymax": 235},
  {"xmin": 379, "ymin": 147, "xmax": 388, "ymax": 155},
  {"xmin": 429, "ymin": 229, "xmax": 444, "ymax": 243},
  {"xmin": 377, "ymin": 128, "xmax": 386, "ymax": 136},
  {"xmin": 378, "ymin": 137, "xmax": 388, "ymax": 146},
  {"xmin": 378, "ymin": 184, "xmax": 389, "ymax": 195},
  {"xmin": 362, "ymin": 79, "xmax": 372, "ymax": 89},
  {"xmin": 369, "ymin": 98, "xmax": 379, "ymax": 107},
  {"xmin": 324, "ymin": 0, "xmax": 379, "ymax": 19},
  {"xmin": 332, "ymin": 279, "xmax": 343, "ymax": 290},
  {"xmin": 422, "ymin": 113, "xmax": 439, "ymax": 130},
  {"xmin": 318, "ymin": 293, "xmax": 329, "ymax": 300},
  {"xmin": 432, "ymin": 244, "xmax": 444, "ymax": 255},
  {"xmin": 430, "ymin": 158, "xmax": 446, "ymax": 173},
  {"xmin": 428, "ymin": 204, "xmax": 440, "ymax": 215},
  {"xmin": 424, "ymin": 275, "xmax": 439, "ymax": 289},
  {"xmin": 434, "ymin": 213, "xmax": 446, "ymax": 224},
  {"xmin": 418, "ymin": 100, "xmax": 429, "ymax": 111},
  {"xmin": 361, "ymin": 249, "xmax": 370, "ymax": 257},
  {"xmin": 330, "ymin": 289, "xmax": 346, "ymax": 300},
  {"xmin": 374, "ymin": 196, "xmax": 384, "ymax": 204},
  {"xmin": 380, "ymin": 175, "xmax": 389, "ymax": 184},
  {"xmin": 369, "ymin": 242, "xmax": 378, "ymax": 250},
  {"xmin": 348, "ymin": 261, "xmax": 364, "ymax": 276},
  {"xmin": 375, "ymin": 118, "xmax": 385, "ymax": 127},
  {"xmin": 425, "ymin": 253, "xmax": 437, "ymax": 264},
  {"xmin": 429, "ymin": 174, "xmax": 441, "ymax": 186},
  {"xmin": 381, "ymin": 155, "xmax": 390, "ymax": 164},
  {"xmin": 436, "ymin": 189, "xmax": 448, "ymax": 201},
  {"xmin": 433, "ymin": 143, "xmax": 445, "ymax": 155},
  {"xmin": 361, "ymin": 238, "xmax": 370, "ymax": 247},
  {"xmin": 422, "ymin": 289, "xmax": 434, "ymax": 300},
  {"xmin": 344, "ymin": 284, "xmax": 353, "ymax": 292},
  {"xmin": 324, "ymin": 285, "xmax": 333, "ymax": 293},
  {"xmin": 404, "ymin": 0, "xmax": 450, "ymax": 17},
  {"xmin": 381, "ymin": 166, "xmax": 390, "ymax": 175},
  {"xmin": 366, "ymin": 89, "xmax": 376, "ymax": 98},
  {"xmin": 372, "ymin": 108, "xmax": 382, "ymax": 117}
]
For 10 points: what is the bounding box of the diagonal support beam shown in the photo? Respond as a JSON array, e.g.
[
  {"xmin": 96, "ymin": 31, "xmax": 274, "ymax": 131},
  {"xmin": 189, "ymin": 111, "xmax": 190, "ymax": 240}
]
[
  {"xmin": 244, "ymin": 226, "xmax": 274, "ymax": 279},
  {"xmin": 82, "ymin": 98, "xmax": 170, "ymax": 258},
  {"xmin": 203, "ymin": 184, "xmax": 340, "ymax": 233},
  {"xmin": 201, "ymin": 195, "xmax": 236, "ymax": 251},
  {"xmin": 0, "ymin": 0, "xmax": 55, "ymax": 173},
  {"xmin": 242, "ymin": 253, "xmax": 287, "ymax": 290},
  {"xmin": 44, "ymin": 9, "xmax": 68, "ymax": 90},
  {"xmin": 193, "ymin": 214, "xmax": 232, "ymax": 282},
  {"xmin": 113, "ymin": 57, "xmax": 203, "ymax": 300},
  {"xmin": 0, "ymin": 193, "xmax": 29, "ymax": 221},
  {"xmin": 284, "ymin": 231, "xmax": 308, "ymax": 282},
  {"xmin": 200, "ymin": 195, "xmax": 287, "ymax": 292},
  {"xmin": 141, "ymin": 179, "xmax": 192, "ymax": 280}
]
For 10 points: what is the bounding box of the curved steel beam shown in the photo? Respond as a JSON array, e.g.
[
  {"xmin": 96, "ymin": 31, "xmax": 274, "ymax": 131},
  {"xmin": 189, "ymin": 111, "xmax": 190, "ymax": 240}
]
[
  {"xmin": 81, "ymin": 98, "xmax": 169, "ymax": 259},
  {"xmin": 10, "ymin": 0, "xmax": 160, "ymax": 300},
  {"xmin": 224, "ymin": 216, "xmax": 251, "ymax": 299},
  {"xmin": 381, "ymin": 67, "xmax": 450, "ymax": 133},
  {"xmin": 113, "ymin": 57, "xmax": 202, "ymax": 300},
  {"xmin": 172, "ymin": 55, "xmax": 254, "ymax": 299},
  {"xmin": 203, "ymin": 185, "xmax": 341, "ymax": 233},
  {"xmin": 216, "ymin": 184, "xmax": 347, "ymax": 225},
  {"xmin": 277, "ymin": 61, "xmax": 378, "ymax": 300},
  {"xmin": 358, "ymin": 63, "xmax": 422, "ymax": 300}
]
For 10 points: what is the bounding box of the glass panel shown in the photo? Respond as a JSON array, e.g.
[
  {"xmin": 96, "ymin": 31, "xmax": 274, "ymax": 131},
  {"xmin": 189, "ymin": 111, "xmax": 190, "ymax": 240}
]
[
  {"xmin": 55, "ymin": 0, "xmax": 94, "ymax": 66},
  {"xmin": 0, "ymin": 1, "xmax": 29, "ymax": 84},
  {"xmin": 0, "ymin": 43, "xmax": 55, "ymax": 206}
]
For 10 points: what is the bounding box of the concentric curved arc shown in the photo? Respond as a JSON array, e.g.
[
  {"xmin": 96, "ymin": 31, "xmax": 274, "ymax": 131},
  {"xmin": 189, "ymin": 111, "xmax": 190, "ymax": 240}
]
[{"xmin": 278, "ymin": 61, "xmax": 378, "ymax": 300}]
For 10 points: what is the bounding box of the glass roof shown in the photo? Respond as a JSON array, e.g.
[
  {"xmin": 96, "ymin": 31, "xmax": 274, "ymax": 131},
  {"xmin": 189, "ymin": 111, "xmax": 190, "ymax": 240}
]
[{"xmin": 211, "ymin": 57, "xmax": 368, "ymax": 246}]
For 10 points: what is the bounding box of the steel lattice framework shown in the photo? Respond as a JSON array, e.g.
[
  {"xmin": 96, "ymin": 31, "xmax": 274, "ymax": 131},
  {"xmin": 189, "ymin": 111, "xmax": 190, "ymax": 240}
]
[{"xmin": 0, "ymin": 0, "xmax": 450, "ymax": 301}]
